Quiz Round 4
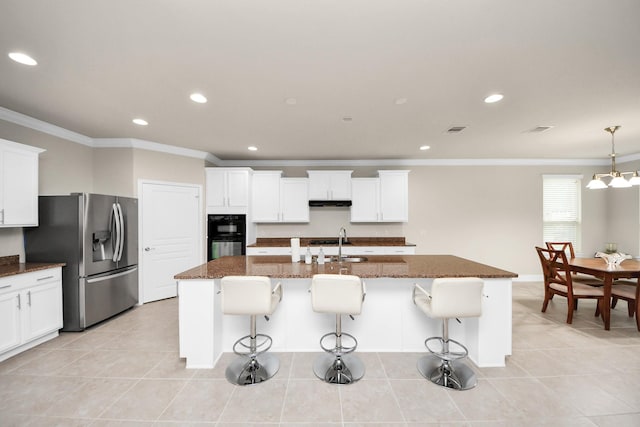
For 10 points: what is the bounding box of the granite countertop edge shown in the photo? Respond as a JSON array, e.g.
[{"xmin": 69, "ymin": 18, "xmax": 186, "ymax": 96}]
[
  {"xmin": 175, "ymin": 255, "xmax": 518, "ymax": 280},
  {"xmin": 0, "ymin": 262, "xmax": 67, "ymax": 279}
]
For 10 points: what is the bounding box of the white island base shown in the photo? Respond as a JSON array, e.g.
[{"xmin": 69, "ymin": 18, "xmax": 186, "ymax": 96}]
[{"xmin": 178, "ymin": 277, "xmax": 512, "ymax": 369}]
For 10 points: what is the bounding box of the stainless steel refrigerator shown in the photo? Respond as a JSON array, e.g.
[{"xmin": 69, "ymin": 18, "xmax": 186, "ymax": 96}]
[{"xmin": 25, "ymin": 193, "xmax": 138, "ymax": 331}]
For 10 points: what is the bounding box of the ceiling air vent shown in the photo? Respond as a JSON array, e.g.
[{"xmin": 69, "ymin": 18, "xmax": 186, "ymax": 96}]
[
  {"xmin": 529, "ymin": 126, "xmax": 554, "ymax": 133},
  {"xmin": 447, "ymin": 126, "xmax": 466, "ymax": 133}
]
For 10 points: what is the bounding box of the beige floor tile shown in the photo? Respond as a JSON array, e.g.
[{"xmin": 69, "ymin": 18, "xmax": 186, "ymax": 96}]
[
  {"xmin": 0, "ymin": 375, "xmax": 78, "ymax": 415},
  {"xmin": 588, "ymin": 413, "xmax": 640, "ymax": 427},
  {"xmin": 219, "ymin": 379, "xmax": 287, "ymax": 423},
  {"xmin": 377, "ymin": 352, "xmax": 425, "ymax": 379},
  {"xmin": 158, "ymin": 378, "xmax": 235, "ymax": 422},
  {"xmin": 539, "ymin": 375, "xmax": 634, "ymax": 416},
  {"xmin": 98, "ymin": 350, "xmax": 168, "ymax": 378},
  {"xmin": 389, "ymin": 379, "xmax": 464, "ymax": 423},
  {"xmin": 44, "ymin": 377, "xmax": 135, "ymax": 418},
  {"xmin": 290, "ymin": 351, "xmax": 325, "ymax": 379},
  {"xmin": 192, "ymin": 352, "xmax": 236, "ymax": 379},
  {"xmin": 339, "ymin": 379, "xmax": 404, "ymax": 423},
  {"xmin": 144, "ymin": 352, "xmax": 196, "ymax": 379},
  {"xmin": 594, "ymin": 371, "xmax": 640, "ymax": 410},
  {"xmin": 99, "ymin": 378, "xmax": 187, "ymax": 420},
  {"xmin": 280, "ymin": 379, "xmax": 342, "ymax": 423},
  {"xmin": 10, "ymin": 348, "xmax": 89, "ymax": 375},
  {"xmin": 488, "ymin": 377, "xmax": 581, "ymax": 418},
  {"xmin": 89, "ymin": 420, "xmax": 156, "ymax": 426},
  {"xmin": 445, "ymin": 378, "xmax": 523, "ymax": 421},
  {"xmin": 0, "ymin": 347, "xmax": 51, "ymax": 374}
]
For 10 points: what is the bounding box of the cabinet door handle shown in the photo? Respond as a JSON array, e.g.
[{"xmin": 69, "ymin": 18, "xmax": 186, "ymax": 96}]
[
  {"xmin": 0, "ymin": 284, "xmax": 11, "ymax": 290},
  {"xmin": 37, "ymin": 275, "xmax": 54, "ymax": 281},
  {"xmin": 16, "ymin": 294, "xmax": 21, "ymax": 310},
  {"xmin": 27, "ymin": 290, "xmax": 31, "ymax": 306},
  {"xmin": 0, "ymin": 208, "xmax": 4, "ymax": 225}
]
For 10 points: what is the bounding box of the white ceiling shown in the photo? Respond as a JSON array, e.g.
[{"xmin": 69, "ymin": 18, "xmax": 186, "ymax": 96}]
[{"xmin": 1, "ymin": 0, "xmax": 639, "ymax": 162}]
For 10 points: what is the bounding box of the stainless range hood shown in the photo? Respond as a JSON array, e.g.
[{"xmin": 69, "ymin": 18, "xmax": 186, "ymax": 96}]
[{"xmin": 308, "ymin": 200, "xmax": 352, "ymax": 207}]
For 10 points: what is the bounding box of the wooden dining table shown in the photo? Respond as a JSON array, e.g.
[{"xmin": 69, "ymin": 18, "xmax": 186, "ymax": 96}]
[{"xmin": 567, "ymin": 257, "xmax": 640, "ymax": 330}]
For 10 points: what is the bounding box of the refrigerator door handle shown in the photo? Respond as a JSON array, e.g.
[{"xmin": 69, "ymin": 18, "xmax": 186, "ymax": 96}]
[
  {"xmin": 118, "ymin": 202, "xmax": 125, "ymax": 262},
  {"xmin": 112, "ymin": 203, "xmax": 122, "ymax": 262},
  {"xmin": 86, "ymin": 266, "xmax": 138, "ymax": 284}
]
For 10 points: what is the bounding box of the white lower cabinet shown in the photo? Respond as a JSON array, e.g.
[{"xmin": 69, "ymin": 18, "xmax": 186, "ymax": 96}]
[{"xmin": 0, "ymin": 267, "xmax": 63, "ymax": 362}]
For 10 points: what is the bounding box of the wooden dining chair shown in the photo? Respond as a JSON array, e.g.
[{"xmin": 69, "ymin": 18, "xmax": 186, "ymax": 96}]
[
  {"xmin": 536, "ymin": 246, "xmax": 605, "ymax": 324},
  {"xmin": 545, "ymin": 242, "xmax": 604, "ymax": 286},
  {"xmin": 611, "ymin": 279, "xmax": 639, "ymax": 330}
]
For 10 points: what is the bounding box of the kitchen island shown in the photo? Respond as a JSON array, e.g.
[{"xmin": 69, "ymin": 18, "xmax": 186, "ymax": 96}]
[{"xmin": 175, "ymin": 255, "xmax": 517, "ymax": 369}]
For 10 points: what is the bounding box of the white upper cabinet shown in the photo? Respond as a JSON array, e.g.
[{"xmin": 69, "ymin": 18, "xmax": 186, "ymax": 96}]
[
  {"xmin": 351, "ymin": 170, "xmax": 409, "ymax": 222},
  {"xmin": 0, "ymin": 139, "xmax": 44, "ymax": 227},
  {"xmin": 350, "ymin": 178, "xmax": 380, "ymax": 222},
  {"xmin": 205, "ymin": 167, "xmax": 251, "ymax": 214},
  {"xmin": 280, "ymin": 178, "xmax": 309, "ymax": 222},
  {"xmin": 378, "ymin": 170, "xmax": 409, "ymax": 222},
  {"xmin": 251, "ymin": 171, "xmax": 282, "ymax": 222},
  {"xmin": 307, "ymin": 170, "xmax": 352, "ymax": 200},
  {"xmin": 251, "ymin": 172, "xmax": 309, "ymax": 223}
]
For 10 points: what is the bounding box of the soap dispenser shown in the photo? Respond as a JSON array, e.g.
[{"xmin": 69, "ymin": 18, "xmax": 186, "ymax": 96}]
[
  {"xmin": 305, "ymin": 246, "xmax": 312, "ymax": 264},
  {"xmin": 318, "ymin": 247, "xmax": 325, "ymax": 265}
]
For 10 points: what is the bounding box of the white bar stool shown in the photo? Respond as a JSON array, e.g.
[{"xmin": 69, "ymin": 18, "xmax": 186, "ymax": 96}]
[
  {"xmin": 311, "ymin": 273, "xmax": 366, "ymax": 384},
  {"xmin": 413, "ymin": 277, "xmax": 484, "ymax": 390},
  {"xmin": 221, "ymin": 275, "xmax": 282, "ymax": 385}
]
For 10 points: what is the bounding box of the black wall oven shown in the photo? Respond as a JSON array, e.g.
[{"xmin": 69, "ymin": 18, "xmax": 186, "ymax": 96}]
[{"xmin": 207, "ymin": 214, "xmax": 246, "ymax": 260}]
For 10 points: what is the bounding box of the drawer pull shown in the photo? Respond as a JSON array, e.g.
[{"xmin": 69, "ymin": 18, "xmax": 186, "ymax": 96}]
[
  {"xmin": 37, "ymin": 275, "xmax": 55, "ymax": 281},
  {"xmin": 0, "ymin": 284, "xmax": 12, "ymax": 290}
]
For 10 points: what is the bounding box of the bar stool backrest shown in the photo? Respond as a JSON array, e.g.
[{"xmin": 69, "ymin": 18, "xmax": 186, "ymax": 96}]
[
  {"xmin": 311, "ymin": 274, "xmax": 364, "ymax": 315},
  {"xmin": 221, "ymin": 276, "xmax": 276, "ymax": 315},
  {"xmin": 429, "ymin": 278, "xmax": 484, "ymax": 319}
]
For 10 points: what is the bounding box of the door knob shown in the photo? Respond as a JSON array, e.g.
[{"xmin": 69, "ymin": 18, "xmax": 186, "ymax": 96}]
[{"xmin": 144, "ymin": 247, "xmax": 155, "ymax": 251}]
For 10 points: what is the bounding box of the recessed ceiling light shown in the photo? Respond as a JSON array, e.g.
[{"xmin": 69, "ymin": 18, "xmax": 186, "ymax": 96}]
[
  {"xmin": 132, "ymin": 118, "xmax": 148, "ymax": 126},
  {"xmin": 484, "ymin": 93, "xmax": 504, "ymax": 103},
  {"xmin": 8, "ymin": 52, "xmax": 37, "ymax": 66},
  {"xmin": 285, "ymin": 97, "xmax": 297, "ymax": 105},
  {"xmin": 248, "ymin": 146, "xmax": 258, "ymax": 151},
  {"xmin": 342, "ymin": 117, "xmax": 353, "ymax": 122},
  {"xmin": 190, "ymin": 93, "xmax": 207, "ymax": 103},
  {"xmin": 419, "ymin": 145, "xmax": 430, "ymax": 151},
  {"xmin": 395, "ymin": 97, "xmax": 408, "ymax": 105}
]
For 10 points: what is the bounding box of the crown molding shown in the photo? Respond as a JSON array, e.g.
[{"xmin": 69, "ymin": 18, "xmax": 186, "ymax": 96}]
[
  {"xmin": 93, "ymin": 138, "xmax": 218, "ymax": 162},
  {"xmin": 2, "ymin": 106, "xmax": 638, "ymax": 167},
  {"xmin": 220, "ymin": 157, "xmax": 613, "ymax": 167},
  {"xmin": 0, "ymin": 106, "xmax": 93, "ymax": 146}
]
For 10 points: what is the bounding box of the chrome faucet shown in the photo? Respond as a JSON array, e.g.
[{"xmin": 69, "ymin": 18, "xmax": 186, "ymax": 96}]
[{"xmin": 338, "ymin": 227, "xmax": 347, "ymax": 260}]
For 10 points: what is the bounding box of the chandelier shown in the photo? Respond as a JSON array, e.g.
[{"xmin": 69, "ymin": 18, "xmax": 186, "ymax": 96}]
[{"xmin": 586, "ymin": 126, "xmax": 640, "ymax": 189}]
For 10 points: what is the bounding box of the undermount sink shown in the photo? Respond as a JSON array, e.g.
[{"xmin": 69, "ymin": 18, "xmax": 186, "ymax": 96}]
[{"xmin": 328, "ymin": 256, "xmax": 368, "ymax": 263}]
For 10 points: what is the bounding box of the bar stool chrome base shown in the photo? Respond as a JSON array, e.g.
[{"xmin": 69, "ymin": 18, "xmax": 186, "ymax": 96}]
[
  {"xmin": 417, "ymin": 354, "xmax": 477, "ymax": 390},
  {"xmin": 314, "ymin": 330, "xmax": 364, "ymax": 384},
  {"xmin": 226, "ymin": 353, "xmax": 280, "ymax": 386},
  {"xmin": 226, "ymin": 330, "xmax": 279, "ymax": 386},
  {"xmin": 313, "ymin": 353, "xmax": 365, "ymax": 384}
]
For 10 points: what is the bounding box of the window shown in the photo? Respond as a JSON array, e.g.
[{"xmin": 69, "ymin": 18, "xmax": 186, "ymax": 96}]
[{"xmin": 543, "ymin": 175, "xmax": 582, "ymax": 252}]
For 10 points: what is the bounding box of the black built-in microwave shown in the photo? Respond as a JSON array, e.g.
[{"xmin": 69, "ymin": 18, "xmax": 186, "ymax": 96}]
[{"xmin": 207, "ymin": 214, "xmax": 246, "ymax": 260}]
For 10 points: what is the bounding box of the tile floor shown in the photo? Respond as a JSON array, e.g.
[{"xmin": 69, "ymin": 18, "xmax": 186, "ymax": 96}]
[{"xmin": 1, "ymin": 282, "xmax": 640, "ymax": 426}]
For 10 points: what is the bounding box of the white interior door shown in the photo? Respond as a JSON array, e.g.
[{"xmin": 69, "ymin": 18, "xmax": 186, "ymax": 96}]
[{"xmin": 140, "ymin": 181, "xmax": 202, "ymax": 303}]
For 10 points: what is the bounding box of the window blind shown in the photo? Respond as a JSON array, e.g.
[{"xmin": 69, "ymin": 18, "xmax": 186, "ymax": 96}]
[{"xmin": 543, "ymin": 176, "xmax": 582, "ymax": 251}]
